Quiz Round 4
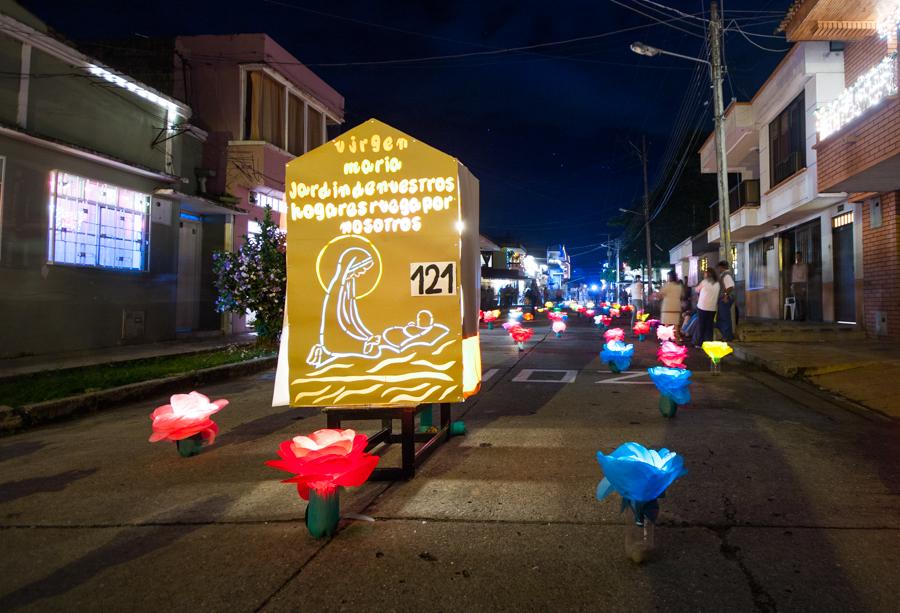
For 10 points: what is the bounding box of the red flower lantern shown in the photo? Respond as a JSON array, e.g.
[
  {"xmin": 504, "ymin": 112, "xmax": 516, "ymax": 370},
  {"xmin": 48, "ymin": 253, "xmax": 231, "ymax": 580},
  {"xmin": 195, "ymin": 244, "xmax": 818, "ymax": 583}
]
[{"xmin": 266, "ymin": 429, "xmax": 379, "ymax": 500}]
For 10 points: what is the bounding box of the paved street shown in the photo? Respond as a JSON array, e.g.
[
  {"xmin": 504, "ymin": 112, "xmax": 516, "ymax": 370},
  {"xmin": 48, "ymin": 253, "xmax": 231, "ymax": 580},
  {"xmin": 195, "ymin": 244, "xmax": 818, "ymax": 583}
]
[{"xmin": 1, "ymin": 318, "xmax": 898, "ymax": 612}]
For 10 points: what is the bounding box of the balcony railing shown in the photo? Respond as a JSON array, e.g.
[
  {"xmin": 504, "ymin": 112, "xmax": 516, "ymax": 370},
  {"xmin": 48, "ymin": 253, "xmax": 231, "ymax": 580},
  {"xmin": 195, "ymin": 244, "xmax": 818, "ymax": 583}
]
[{"xmin": 709, "ymin": 179, "xmax": 760, "ymax": 226}]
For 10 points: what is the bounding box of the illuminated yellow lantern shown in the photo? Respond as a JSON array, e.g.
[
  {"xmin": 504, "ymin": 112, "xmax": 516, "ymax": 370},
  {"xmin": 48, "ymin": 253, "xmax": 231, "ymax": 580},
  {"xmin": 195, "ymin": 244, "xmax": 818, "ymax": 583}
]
[{"xmin": 274, "ymin": 119, "xmax": 481, "ymax": 407}]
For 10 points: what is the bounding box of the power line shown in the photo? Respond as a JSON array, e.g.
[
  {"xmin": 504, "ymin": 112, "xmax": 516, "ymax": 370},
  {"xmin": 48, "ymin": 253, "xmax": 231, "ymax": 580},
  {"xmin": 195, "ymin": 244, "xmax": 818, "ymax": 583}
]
[
  {"xmin": 306, "ymin": 17, "xmax": 710, "ymax": 67},
  {"xmin": 728, "ymin": 21, "xmax": 790, "ymax": 52},
  {"xmin": 608, "ymin": 0, "xmax": 708, "ymax": 39}
]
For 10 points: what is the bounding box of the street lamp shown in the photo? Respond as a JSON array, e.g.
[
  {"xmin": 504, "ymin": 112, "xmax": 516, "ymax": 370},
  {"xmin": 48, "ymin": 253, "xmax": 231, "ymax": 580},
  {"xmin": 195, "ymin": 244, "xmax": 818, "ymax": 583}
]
[
  {"xmin": 630, "ymin": 42, "xmax": 659, "ymax": 57},
  {"xmin": 628, "ymin": 0, "xmax": 732, "ymax": 270}
]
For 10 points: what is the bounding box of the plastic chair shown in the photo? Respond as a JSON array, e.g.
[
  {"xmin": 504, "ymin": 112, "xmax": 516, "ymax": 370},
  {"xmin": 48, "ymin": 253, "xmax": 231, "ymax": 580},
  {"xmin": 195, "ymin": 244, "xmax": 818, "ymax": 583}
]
[{"xmin": 784, "ymin": 297, "xmax": 796, "ymax": 320}]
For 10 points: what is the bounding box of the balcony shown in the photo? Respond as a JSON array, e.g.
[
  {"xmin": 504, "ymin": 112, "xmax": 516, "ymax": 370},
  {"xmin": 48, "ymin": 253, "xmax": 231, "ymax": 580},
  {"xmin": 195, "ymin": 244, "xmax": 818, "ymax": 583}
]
[
  {"xmin": 699, "ymin": 102, "xmax": 759, "ymax": 176},
  {"xmin": 707, "ymin": 180, "xmax": 761, "ymax": 243},
  {"xmin": 708, "ymin": 180, "xmax": 761, "ymax": 224},
  {"xmin": 225, "ymin": 140, "xmax": 293, "ymax": 195}
]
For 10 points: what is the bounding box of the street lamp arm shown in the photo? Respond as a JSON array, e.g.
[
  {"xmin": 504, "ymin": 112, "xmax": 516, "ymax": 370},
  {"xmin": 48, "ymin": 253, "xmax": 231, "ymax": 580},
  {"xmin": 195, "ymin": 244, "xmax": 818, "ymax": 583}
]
[{"xmin": 630, "ymin": 41, "xmax": 710, "ymax": 66}]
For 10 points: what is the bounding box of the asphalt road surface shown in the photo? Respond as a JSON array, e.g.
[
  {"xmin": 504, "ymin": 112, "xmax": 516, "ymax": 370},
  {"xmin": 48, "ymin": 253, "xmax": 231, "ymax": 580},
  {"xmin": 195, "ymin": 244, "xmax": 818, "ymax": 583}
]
[{"xmin": 1, "ymin": 316, "xmax": 898, "ymax": 612}]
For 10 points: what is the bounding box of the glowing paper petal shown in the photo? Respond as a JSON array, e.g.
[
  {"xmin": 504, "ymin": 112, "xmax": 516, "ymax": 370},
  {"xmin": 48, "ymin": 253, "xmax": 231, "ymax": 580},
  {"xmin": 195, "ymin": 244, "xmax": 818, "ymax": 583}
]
[
  {"xmin": 266, "ymin": 429, "xmax": 379, "ymax": 500},
  {"xmin": 656, "ymin": 325, "xmax": 675, "ymax": 342},
  {"xmin": 149, "ymin": 391, "xmax": 228, "ymax": 444},
  {"xmin": 633, "ymin": 321, "xmax": 650, "ymax": 336},
  {"xmin": 657, "ymin": 341, "xmax": 688, "ymax": 368},
  {"xmin": 502, "ymin": 321, "xmax": 521, "ymax": 331},
  {"xmin": 702, "ymin": 341, "xmax": 733, "ymax": 362},
  {"xmin": 604, "ymin": 328, "xmax": 625, "ymax": 343},
  {"xmin": 647, "ymin": 366, "xmax": 692, "ymax": 405},
  {"xmin": 600, "ymin": 340, "xmax": 634, "ymax": 371},
  {"xmin": 483, "ymin": 311, "xmax": 498, "ymax": 323},
  {"xmin": 510, "ymin": 327, "xmax": 534, "ymax": 343},
  {"xmin": 609, "ymin": 308, "xmax": 620, "ymax": 318},
  {"xmin": 596, "ymin": 442, "xmax": 687, "ymax": 503},
  {"xmin": 552, "ymin": 320, "xmax": 567, "ymax": 334},
  {"xmin": 523, "ymin": 312, "xmax": 534, "ymax": 321}
]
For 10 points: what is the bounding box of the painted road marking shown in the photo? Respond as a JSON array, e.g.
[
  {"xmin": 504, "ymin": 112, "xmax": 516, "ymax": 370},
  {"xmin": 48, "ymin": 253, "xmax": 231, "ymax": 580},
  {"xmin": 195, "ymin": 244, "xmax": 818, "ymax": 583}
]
[
  {"xmin": 512, "ymin": 369, "xmax": 578, "ymax": 383},
  {"xmin": 482, "ymin": 368, "xmax": 499, "ymax": 383},
  {"xmin": 595, "ymin": 371, "xmax": 654, "ymax": 385}
]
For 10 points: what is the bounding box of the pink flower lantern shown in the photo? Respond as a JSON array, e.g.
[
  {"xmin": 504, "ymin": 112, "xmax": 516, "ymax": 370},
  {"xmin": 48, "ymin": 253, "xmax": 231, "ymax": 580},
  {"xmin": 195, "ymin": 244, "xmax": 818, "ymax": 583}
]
[
  {"xmin": 658, "ymin": 341, "xmax": 688, "ymax": 369},
  {"xmin": 604, "ymin": 328, "xmax": 625, "ymax": 343},
  {"xmin": 656, "ymin": 325, "xmax": 675, "ymax": 343},
  {"xmin": 552, "ymin": 320, "xmax": 567, "ymax": 337},
  {"xmin": 149, "ymin": 391, "xmax": 228, "ymax": 457}
]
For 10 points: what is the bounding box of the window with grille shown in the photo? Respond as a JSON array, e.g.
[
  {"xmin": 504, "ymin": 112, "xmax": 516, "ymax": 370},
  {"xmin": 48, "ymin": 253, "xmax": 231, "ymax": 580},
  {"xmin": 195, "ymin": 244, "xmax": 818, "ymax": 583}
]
[
  {"xmin": 769, "ymin": 92, "xmax": 806, "ymax": 187},
  {"xmin": 47, "ymin": 171, "xmax": 149, "ymax": 271},
  {"xmin": 255, "ymin": 192, "xmax": 285, "ymax": 214},
  {"xmin": 748, "ymin": 238, "xmax": 769, "ymax": 290}
]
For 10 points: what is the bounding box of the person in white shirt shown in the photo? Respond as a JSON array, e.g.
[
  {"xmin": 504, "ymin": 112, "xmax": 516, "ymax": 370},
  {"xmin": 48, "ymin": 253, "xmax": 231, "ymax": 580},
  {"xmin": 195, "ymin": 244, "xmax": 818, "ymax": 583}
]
[
  {"xmin": 628, "ymin": 275, "xmax": 644, "ymax": 327},
  {"xmin": 716, "ymin": 260, "xmax": 736, "ymax": 341},
  {"xmin": 695, "ymin": 267, "xmax": 720, "ymax": 346}
]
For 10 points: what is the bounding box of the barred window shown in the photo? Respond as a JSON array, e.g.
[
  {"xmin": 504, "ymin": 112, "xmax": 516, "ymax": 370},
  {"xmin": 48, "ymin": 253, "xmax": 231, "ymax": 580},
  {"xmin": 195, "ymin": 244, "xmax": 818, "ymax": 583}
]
[{"xmin": 47, "ymin": 171, "xmax": 149, "ymax": 271}]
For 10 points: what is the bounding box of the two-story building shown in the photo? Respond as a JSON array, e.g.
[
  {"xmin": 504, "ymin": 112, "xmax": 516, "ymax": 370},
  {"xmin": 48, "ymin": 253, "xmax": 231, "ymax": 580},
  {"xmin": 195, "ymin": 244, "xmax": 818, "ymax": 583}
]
[
  {"xmin": 0, "ymin": 1, "xmax": 235, "ymax": 358},
  {"xmin": 84, "ymin": 33, "xmax": 345, "ymax": 335},
  {"xmin": 693, "ymin": 41, "xmax": 851, "ymax": 324},
  {"xmin": 778, "ymin": 0, "xmax": 900, "ymax": 340}
]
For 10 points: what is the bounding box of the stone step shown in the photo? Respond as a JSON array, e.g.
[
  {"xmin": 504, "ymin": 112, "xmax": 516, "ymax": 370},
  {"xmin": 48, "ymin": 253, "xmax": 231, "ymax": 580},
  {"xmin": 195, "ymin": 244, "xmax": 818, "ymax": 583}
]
[{"xmin": 737, "ymin": 325, "xmax": 865, "ymax": 342}]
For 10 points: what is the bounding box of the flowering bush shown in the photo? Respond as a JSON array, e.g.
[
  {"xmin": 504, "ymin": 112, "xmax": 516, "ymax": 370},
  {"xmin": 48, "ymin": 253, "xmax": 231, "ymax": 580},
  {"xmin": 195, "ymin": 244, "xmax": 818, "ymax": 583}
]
[{"xmin": 213, "ymin": 207, "xmax": 286, "ymax": 344}]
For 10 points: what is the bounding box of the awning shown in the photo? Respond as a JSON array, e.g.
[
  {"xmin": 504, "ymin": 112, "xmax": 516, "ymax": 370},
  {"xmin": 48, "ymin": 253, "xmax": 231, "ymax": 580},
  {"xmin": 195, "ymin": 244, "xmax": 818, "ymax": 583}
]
[
  {"xmin": 154, "ymin": 189, "xmax": 247, "ymax": 216},
  {"xmin": 481, "ymin": 267, "xmax": 530, "ymax": 281}
]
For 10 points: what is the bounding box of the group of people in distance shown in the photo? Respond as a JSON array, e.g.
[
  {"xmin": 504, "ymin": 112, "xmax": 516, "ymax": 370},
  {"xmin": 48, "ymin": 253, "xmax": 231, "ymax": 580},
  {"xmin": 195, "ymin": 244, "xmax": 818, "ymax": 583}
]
[{"xmin": 629, "ymin": 261, "xmax": 736, "ymax": 347}]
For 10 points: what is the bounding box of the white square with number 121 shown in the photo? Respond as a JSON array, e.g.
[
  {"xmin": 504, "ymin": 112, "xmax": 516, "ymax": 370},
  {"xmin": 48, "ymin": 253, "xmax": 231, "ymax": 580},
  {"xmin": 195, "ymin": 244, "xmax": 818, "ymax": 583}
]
[{"xmin": 410, "ymin": 262, "xmax": 456, "ymax": 296}]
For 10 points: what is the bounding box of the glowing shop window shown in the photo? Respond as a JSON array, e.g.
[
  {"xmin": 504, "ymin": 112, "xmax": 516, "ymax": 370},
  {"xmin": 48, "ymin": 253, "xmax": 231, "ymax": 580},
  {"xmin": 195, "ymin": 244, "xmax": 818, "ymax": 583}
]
[
  {"xmin": 256, "ymin": 192, "xmax": 286, "ymax": 214},
  {"xmin": 48, "ymin": 171, "xmax": 149, "ymax": 270}
]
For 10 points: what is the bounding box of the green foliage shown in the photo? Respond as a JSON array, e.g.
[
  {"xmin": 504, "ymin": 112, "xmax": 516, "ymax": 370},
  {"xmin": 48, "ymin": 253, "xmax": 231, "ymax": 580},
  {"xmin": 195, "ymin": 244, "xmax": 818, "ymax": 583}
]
[
  {"xmin": 0, "ymin": 345, "xmax": 275, "ymax": 407},
  {"xmin": 213, "ymin": 207, "xmax": 287, "ymax": 343}
]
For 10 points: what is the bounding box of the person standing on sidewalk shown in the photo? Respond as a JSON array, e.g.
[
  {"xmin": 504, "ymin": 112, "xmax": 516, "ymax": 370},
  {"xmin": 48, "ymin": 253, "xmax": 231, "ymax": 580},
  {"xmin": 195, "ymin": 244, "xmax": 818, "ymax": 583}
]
[
  {"xmin": 695, "ymin": 267, "xmax": 720, "ymax": 346},
  {"xmin": 660, "ymin": 271, "xmax": 682, "ymax": 330},
  {"xmin": 716, "ymin": 260, "xmax": 737, "ymax": 342},
  {"xmin": 628, "ymin": 275, "xmax": 644, "ymax": 327}
]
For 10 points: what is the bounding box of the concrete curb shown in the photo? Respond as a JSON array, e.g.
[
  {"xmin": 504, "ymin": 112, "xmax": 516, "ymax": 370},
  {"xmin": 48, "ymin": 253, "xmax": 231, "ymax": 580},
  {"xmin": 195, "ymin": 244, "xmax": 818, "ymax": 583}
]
[
  {"xmin": 2, "ymin": 355, "xmax": 277, "ymax": 435},
  {"xmin": 731, "ymin": 344, "xmax": 882, "ymax": 378}
]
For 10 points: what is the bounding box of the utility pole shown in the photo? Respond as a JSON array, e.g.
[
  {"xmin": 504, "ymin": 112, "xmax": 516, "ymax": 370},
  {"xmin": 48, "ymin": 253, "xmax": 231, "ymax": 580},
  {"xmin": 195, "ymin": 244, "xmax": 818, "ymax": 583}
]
[
  {"xmin": 710, "ymin": 0, "xmax": 732, "ymax": 267},
  {"xmin": 641, "ymin": 135, "xmax": 652, "ymax": 302}
]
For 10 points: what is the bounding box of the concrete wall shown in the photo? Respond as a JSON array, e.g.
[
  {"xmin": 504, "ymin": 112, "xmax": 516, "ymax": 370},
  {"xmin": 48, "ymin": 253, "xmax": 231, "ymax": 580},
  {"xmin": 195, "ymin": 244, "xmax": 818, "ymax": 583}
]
[{"xmin": 0, "ymin": 136, "xmax": 179, "ymax": 358}]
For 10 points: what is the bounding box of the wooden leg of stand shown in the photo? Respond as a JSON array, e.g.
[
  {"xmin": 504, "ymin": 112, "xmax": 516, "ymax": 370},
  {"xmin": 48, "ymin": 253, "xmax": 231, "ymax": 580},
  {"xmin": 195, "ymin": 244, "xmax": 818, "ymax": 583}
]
[{"xmin": 401, "ymin": 408, "xmax": 415, "ymax": 479}]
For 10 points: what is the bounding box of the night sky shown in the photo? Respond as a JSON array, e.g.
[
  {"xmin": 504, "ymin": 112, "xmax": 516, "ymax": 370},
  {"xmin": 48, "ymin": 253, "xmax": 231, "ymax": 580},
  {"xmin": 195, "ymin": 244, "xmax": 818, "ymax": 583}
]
[{"xmin": 24, "ymin": 0, "xmax": 791, "ymax": 271}]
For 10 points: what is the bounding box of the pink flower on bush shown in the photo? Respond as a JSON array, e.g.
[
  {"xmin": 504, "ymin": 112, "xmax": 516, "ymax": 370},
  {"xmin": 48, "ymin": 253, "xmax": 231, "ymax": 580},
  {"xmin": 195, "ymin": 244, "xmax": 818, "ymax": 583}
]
[
  {"xmin": 604, "ymin": 328, "xmax": 625, "ymax": 342},
  {"xmin": 266, "ymin": 429, "xmax": 379, "ymax": 500},
  {"xmin": 149, "ymin": 391, "xmax": 228, "ymax": 444},
  {"xmin": 658, "ymin": 341, "xmax": 688, "ymax": 369}
]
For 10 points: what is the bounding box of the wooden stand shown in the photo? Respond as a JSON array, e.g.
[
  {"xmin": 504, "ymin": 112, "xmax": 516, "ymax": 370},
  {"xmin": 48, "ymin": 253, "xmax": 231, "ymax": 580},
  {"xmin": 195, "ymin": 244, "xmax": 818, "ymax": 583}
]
[{"xmin": 324, "ymin": 403, "xmax": 452, "ymax": 481}]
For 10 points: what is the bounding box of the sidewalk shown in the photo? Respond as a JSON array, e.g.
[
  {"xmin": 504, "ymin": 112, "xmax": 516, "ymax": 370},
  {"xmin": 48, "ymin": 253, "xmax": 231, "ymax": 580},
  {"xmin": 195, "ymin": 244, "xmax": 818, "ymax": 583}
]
[
  {"xmin": 733, "ymin": 340, "xmax": 900, "ymax": 417},
  {"xmin": 0, "ymin": 333, "xmax": 257, "ymax": 378}
]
